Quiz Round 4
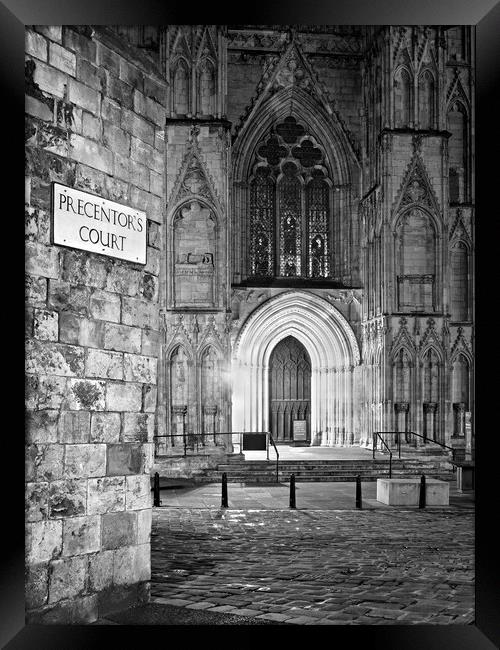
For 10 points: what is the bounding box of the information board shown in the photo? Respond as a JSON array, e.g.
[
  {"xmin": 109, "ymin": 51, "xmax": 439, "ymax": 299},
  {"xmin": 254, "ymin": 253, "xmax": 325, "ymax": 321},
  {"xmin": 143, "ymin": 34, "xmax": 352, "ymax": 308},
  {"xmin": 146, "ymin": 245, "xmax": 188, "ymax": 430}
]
[{"xmin": 293, "ymin": 420, "xmax": 307, "ymax": 441}]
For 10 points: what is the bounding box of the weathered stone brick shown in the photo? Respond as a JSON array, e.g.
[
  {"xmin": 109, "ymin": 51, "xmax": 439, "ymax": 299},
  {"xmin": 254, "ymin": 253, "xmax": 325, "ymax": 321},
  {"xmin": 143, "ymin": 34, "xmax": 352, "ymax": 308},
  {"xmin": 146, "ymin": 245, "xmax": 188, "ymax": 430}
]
[
  {"xmin": 25, "ymin": 562, "xmax": 50, "ymax": 610},
  {"xmin": 143, "ymin": 75, "xmax": 167, "ymax": 107},
  {"xmin": 137, "ymin": 508, "xmax": 152, "ymax": 544},
  {"xmin": 70, "ymin": 285, "xmax": 91, "ymax": 316},
  {"xmin": 106, "ymin": 382, "xmax": 143, "ymax": 411},
  {"xmin": 105, "ymin": 264, "xmax": 141, "ymax": 296},
  {"xmin": 25, "ymin": 307, "xmax": 34, "ymax": 338},
  {"xmin": 121, "ymin": 296, "xmax": 158, "ymax": 329},
  {"xmin": 130, "ymin": 136, "xmax": 163, "ymax": 174},
  {"xmin": 104, "ymin": 175, "xmax": 130, "ymax": 204},
  {"xmin": 26, "ymin": 274, "xmax": 47, "ymax": 305},
  {"xmin": 96, "ymin": 42, "xmax": 121, "ymax": 75},
  {"xmin": 58, "ymin": 312, "xmax": 80, "ymax": 345},
  {"xmin": 25, "ymin": 206, "xmax": 50, "ymax": 243},
  {"xmin": 47, "ymin": 279, "xmax": 70, "ymax": 310},
  {"xmin": 90, "ymin": 412, "xmax": 121, "ymax": 443},
  {"xmin": 82, "ymin": 111, "xmax": 101, "ymax": 140},
  {"xmin": 86, "ymin": 348, "xmax": 123, "ymax": 380},
  {"xmin": 25, "ymin": 95, "xmax": 53, "ymax": 122},
  {"xmin": 125, "ymin": 475, "xmax": 151, "ymax": 511},
  {"xmin": 101, "ymin": 97, "xmax": 121, "ymax": 124},
  {"xmin": 144, "ymin": 247, "xmax": 160, "ymax": 276},
  {"xmin": 76, "ymin": 59, "xmax": 104, "ymax": 93},
  {"xmin": 25, "ymin": 482, "xmax": 49, "ymax": 522},
  {"xmin": 63, "ymin": 27, "xmax": 97, "ymax": 63},
  {"xmin": 48, "ymin": 479, "xmax": 87, "ymax": 518},
  {"xmin": 26, "ymin": 242, "xmax": 60, "ymax": 279},
  {"xmin": 129, "ymin": 186, "xmax": 163, "ymax": 224},
  {"xmin": 28, "ymin": 594, "xmax": 98, "ymax": 624},
  {"xmin": 48, "ymin": 42, "xmax": 76, "ymax": 76},
  {"xmin": 66, "ymin": 378, "xmax": 106, "ymax": 411},
  {"xmin": 69, "ymin": 133, "xmax": 113, "ymax": 175},
  {"xmin": 62, "ymin": 515, "xmax": 100, "ymax": 556},
  {"xmin": 88, "ymin": 550, "xmax": 114, "ymax": 591},
  {"xmin": 37, "ymin": 375, "xmax": 68, "ymax": 410},
  {"xmin": 133, "ymin": 90, "xmax": 165, "ymax": 125},
  {"xmin": 141, "ymin": 329, "xmax": 160, "ymax": 357},
  {"xmin": 147, "ymin": 220, "xmax": 160, "ymax": 249},
  {"xmin": 102, "ymin": 512, "xmax": 137, "ymax": 550},
  {"xmin": 35, "ymin": 26, "xmax": 62, "ymax": 43},
  {"xmin": 33, "ymin": 309, "xmax": 58, "ymax": 341},
  {"xmin": 31, "ymin": 59, "xmax": 66, "ymax": 98},
  {"xmin": 143, "ymin": 385, "xmax": 157, "ymax": 413},
  {"xmin": 64, "ymin": 443, "xmax": 107, "ymax": 479},
  {"xmin": 104, "ymin": 322, "xmax": 141, "ymax": 354},
  {"xmin": 80, "ymin": 319, "xmax": 106, "ymax": 348},
  {"xmin": 102, "ymin": 121, "xmax": 130, "ymax": 156},
  {"xmin": 113, "ymin": 544, "xmax": 150, "ymax": 585},
  {"xmin": 142, "ymin": 442, "xmax": 154, "ymax": 473},
  {"xmin": 140, "ymin": 273, "xmax": 158, "ymax": 302},
  {"xmin": 26, "ymin": 444, "xmax": 64, "ymax": 482},
  {"xmin": 48, "ymin": 555, "xmax": 87, "ymax": 603},
  {"xmin": 154, "ymin": 127, "xmax": 165, "ymax": 153},
  {"xmin": 26, "ymin": 30, "xmax": 48, "ymax": 61},
  {"xmin": 129, "ymin": 160, "xmax": 150, "ymax": 192},
  {"xmin": 107, "ymin": 443, "xmax": 143, "ymax": 476},
  {"xmin": 123, "ymin": 353, "xmax": 157, "ymax": 384},
  {"xmin": 119, "ymin": 59, "xmax": 143, "ymax": 90},
  {"xmin": 61, "ymin": 250, "xmax": 109, "ymax": 288},
  {"xmin": 87, "ymin": 476, "xmax": 125, "ymax": 514},
  {"xmin": 26, "ymin": 410, "xmax": 59, "ymax": 444},
  {"xmin": 121, "ymin": 110, "xmax": 154, "ymax": 145},
  {"xmin": 149, "ymin": 170, "xmax": 163, "ymax": 197},
  {"xmin": 26, "ymin": 520, "xmax": 62, "ymax": 563},
  {"xmin": 25, "ymin": 340, "xmax": 84, "ymax": 377},
  {"xmin": 122, "ymin": 412, "xmax": 154, "ymax": 442},
  {"xmin": 106, "ymin": 74, "xmax": 134, "ymax": 110},
  {"xmin": 58, "ymin": 411, "xmax": 91, "ymax": 444}
]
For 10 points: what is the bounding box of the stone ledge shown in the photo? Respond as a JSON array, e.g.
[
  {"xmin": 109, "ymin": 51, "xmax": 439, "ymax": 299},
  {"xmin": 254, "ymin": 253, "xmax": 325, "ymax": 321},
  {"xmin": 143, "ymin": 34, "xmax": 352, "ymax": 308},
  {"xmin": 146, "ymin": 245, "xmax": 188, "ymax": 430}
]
[{"xmin": 376, "ymin": 478, "xmax": 449, "ymax": 506}]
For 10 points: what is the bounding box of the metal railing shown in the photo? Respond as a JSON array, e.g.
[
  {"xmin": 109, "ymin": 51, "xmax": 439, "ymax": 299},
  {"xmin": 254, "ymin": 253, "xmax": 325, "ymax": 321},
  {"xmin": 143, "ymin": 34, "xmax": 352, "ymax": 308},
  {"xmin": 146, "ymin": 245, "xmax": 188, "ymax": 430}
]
[
  {"xmin": 269, "ymin": 433, "xmax": 279, "ymax": 482},
  {"xmin": 372, "ymin": 432, "xmax": 393, "ymax": 477},
  {"xmin": 373, "ymin": 430, "xmax": 456, "ymax": 462},
  {"xmin": 154, "ymin": 431, "xmax": 272, "ymax": 458}
]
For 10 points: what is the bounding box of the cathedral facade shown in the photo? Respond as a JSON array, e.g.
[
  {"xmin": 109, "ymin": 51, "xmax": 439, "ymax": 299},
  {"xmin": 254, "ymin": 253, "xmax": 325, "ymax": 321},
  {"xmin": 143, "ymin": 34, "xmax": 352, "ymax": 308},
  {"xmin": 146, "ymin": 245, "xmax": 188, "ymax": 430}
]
[{"xmin": 144, "ymin": 25, "xmax": 474, "ymax": 455}]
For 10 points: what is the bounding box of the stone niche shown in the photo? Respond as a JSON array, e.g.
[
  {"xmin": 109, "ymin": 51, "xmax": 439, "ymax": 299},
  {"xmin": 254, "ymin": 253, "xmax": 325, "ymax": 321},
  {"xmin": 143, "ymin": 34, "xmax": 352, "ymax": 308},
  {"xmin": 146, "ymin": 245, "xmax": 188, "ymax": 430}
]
[{"xmin": 173, "ymin": 201, "xmax": 216, "ymax": 307}]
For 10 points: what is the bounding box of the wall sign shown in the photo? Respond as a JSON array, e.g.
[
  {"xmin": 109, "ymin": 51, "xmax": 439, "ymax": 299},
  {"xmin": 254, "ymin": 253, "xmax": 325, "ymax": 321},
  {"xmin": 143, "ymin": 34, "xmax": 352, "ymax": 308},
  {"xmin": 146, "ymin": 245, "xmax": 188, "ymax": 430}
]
[
  {"xmin": 52, "ymin": 182, "xmax": 147, "ymax": 264},
  {"xmin": 293, "ymin": 420, "xmax": 307, "ymax": 441}
]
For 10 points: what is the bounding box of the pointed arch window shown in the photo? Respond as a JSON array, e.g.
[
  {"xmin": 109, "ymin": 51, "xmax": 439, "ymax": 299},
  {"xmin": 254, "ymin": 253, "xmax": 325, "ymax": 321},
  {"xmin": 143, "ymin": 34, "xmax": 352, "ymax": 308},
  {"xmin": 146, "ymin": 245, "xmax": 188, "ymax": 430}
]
[
  {"xmin": 173, "ymin": 59, "xmax": 190, "ymax": 115},
  {"xmin": 247, "ymin": 116, "xmax": 333, "ymax": 280},
  {"xmin": 418, "ymin": 70, "xmax": 435, "ymax": 129},
  {"xmin": 394, "ymin": 68, "xmax": 412, "ymax": 128}
]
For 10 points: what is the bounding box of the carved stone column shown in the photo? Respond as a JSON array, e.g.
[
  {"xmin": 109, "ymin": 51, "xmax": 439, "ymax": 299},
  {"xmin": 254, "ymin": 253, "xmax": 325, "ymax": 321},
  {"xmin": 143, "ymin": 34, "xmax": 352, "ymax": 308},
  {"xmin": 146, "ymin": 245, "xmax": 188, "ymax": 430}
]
[
  {"xmin": 453, "ymin": 402, "xmax": 466, "ymax": 437},
  {"xmin": 171, "ymin": 405, "xmax": 187, "ymax": 450},
  {"xmin": 394, "ymin": 402, "xmax": 410, "ymax": 443},
  {"xmin": 423, "ymin": 402, "xmax": 438, "ymax": 443},
  {"xmin": 203, "ymin": 405, "xmax": 218, "ymax": 445}
]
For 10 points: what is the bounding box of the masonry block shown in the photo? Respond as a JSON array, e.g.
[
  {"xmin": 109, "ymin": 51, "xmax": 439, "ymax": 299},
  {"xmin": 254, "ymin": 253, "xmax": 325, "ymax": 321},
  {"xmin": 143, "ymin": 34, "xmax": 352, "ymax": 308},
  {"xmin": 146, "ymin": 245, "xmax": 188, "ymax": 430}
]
[
  {"xmin": 376, "ymin": 478, "xmax": 450, "ymax": 506},
  {"xmin": 62, "ymin": 515, "xmax": 101, "ymax": 556},
  {"xmin": 49, "ymin": 42, "xmax": 76, "ymax": 76},
  {"xmin": 86, "ymin": 348, "xmax": 124, "ymax": 380},
  {"xmin": 26, "ymin": 274, "xmax": 47, "ymax": 305},
  {"xmin": 58, "ymin": 410, "xmax": 91, "ymax": 443},
  {"xmin": 64, "ymin": 443, "xmax": 107, "ymax": 479},
  {"xmin": 106, "ymin": 382, "xmax": 143, "ymax": 412},
  {"xmin": 104, "ymin": 322, "xmax": 142, "ymax": 354},
  {"xmin": 142, "ymin": 385, "xmax": 157, "ymax": 413},
  {"xmin": 122, "ymin": 412, "xmax": 154, "ymax": 442},
  {"xmin": 102, "ymin": 511, "xmax": 137, "ymax": 550},
  {"xmin": 121, "ymin": 109, "xmax": 154, "ymax": 145},
  {"xmin": 26, "ymin": 410, "xmax": 59, "ymax": 444},
  {"xmin": 87, "ymin": 476, "xmax": 125, "ymax": 514},
  {"xmin": 90, "ymin": 412, "xmax": 121, "ymax": 443},
  {"xmin": 27, "ymin": 594, "xmax": 98, "ymax": 624},
  {"xmin": 125, "ymin": 475, "xmax": 151, "ymax": 511},
  {"xmin": 105, "ymin": 265, "xmax": 141, "ymax": 296},
  {"xmin": 25, "ymin": 242, "xmax": 60, "ymax": 279},
  {"xmin": 137, "ymin": 508, "xmax": 152, "ymax": 544},
  {"xmin": 123, "ymin": 354, "xmax": 157, "ymax": 384},
  {"xmin": 25, "ymin": 482, "xmax": 49, "ymax": 522},
  {"xmin": 48, "ymin": 555, "xmax": 87, "ymax": 603},
  {"xmin": 141, "ymin": 329, "xmax": 160, "ymax": 357},
  {"xmin": 48, "ymin": 479, "xmax": 87, "ymax": 518},
  {"xmin": 87, "ymin": 549, "xmax": 114, "ymax": 592},
  {"xmin": 36, "ymin": 375, "xmax": 68, "ymax": 410},
  {"xmin": 63, "ymin": 27, "xmax": 97, "ymax": 62},
  {"xmin": 67, "ymin": 378, "xmax": 106, "ymax": 411},
  {"xmin": 26, "ymin": 29, "xmax": 48, "ymax": 61},
  {"xmin": 25, "ymin": 562, "xmax": 50, "ymax": 610},
  {"xmin": 26, "ymin": 519, "xmax": 62, "ymax": 563},
  {"xmin": 121, "ymin": 296, "xmax": 158, "ymax": 329},
  {"xmin": 26, "ymin": 443, "xmax": 64, "ymax": 482},
  {"xmin": 69, "ymin": 134, "xmax": 114, "ymax": 175},
  {"xmin": 106, "ymin": 443, "xmax": 143, "ymax": 476},
  {"xmin": 33, "ymin": 309, "xmax": 58, "ymax": 342}
]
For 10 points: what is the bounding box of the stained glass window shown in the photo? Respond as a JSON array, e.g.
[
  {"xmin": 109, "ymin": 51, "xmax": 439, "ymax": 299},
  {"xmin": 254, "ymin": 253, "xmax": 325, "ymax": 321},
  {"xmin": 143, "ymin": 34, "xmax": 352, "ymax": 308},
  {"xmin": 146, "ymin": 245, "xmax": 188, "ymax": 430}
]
[{"xmin": 248, "ymin": 117, "xmax": 333, "ymax": 280}]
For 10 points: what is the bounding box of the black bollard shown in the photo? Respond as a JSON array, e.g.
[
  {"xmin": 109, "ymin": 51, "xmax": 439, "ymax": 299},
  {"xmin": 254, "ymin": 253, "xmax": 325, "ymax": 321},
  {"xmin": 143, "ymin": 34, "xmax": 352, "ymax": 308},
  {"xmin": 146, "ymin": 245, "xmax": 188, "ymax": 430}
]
[
  {"xmin": 355, "ymin": 474, "xmax": 362, "ymax": 509},
  {"xmin": 419, "ymin": 474, "xmax": 426, "ymax": 509},
  {"xmin": 153, "ymin": 472, "xmax": 161, "ymax": 507},
  {"xmin": 289, "ymin": 474, "xmax": 296, "ymax": 509},
  {"xmin": 221, "ymin": 472, "xmax": 228, "ymax": 508}
]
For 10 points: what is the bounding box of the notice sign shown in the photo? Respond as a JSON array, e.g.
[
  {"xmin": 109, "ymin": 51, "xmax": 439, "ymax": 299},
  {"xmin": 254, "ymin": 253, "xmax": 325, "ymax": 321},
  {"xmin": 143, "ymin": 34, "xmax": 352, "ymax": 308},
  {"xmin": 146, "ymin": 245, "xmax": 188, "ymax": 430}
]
[
  {"xmin": 293, "ymin": 420, "xmax": 307, "ymax": 441},
  {"xmin": 52, "ymin": 182, "xmax": 147, "ymax": 264}
]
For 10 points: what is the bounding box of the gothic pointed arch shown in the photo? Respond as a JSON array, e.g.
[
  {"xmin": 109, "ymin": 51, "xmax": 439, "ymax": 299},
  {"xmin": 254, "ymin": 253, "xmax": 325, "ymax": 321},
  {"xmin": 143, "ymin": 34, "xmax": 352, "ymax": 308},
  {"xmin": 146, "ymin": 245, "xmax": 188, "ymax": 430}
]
[
  {"xmin": 393, "ymin": 65, "xmax": 413, "ymax": 128},
  {"xmin": 418, "ymin": 68, "xmax": 436, "ymax": 129},
  {"xmin": 392, "ymin": 153, "xmax": 442, "ymax": 221}
]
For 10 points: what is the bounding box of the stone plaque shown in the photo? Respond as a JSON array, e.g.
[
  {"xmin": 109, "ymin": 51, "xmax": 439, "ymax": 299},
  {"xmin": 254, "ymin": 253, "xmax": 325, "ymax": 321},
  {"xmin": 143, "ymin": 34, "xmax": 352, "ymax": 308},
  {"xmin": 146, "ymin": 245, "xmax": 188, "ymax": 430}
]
[
  {"xmin": 293, "ymin": 420, "xmax": 307, "ymax": 441},
  {"xmin": 52, "ymin": 182, "xmax": 147, "ymax": 264}
]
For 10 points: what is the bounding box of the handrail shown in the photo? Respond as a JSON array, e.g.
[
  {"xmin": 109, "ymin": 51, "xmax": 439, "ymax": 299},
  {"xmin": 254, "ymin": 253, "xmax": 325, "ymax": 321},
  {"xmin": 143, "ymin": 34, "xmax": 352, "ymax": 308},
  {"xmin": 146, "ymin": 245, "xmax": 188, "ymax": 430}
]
[
  {"xmin": 372, "ymin": 432, "xmax": 393, "ymax": 478},
  {"xmin": 268, "ymin": 433, "xmax": 279, "ymax": 482},
  {"xmin": 406, "ymin": 430, "xmax": 456, "ymax": 461},
  {"xmin": 154, "ymin": 432, "xmax": 268, "ymax": 457},
  {"xmin": 373, "ymin": 431, "xmax": 456, "ymax": 462}
]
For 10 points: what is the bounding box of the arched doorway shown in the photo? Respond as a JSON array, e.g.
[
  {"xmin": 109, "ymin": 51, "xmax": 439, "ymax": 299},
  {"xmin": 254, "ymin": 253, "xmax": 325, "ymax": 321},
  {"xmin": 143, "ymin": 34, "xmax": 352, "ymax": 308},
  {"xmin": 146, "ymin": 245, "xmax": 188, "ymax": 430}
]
[{"xmin": 269, "ymin": 336, "xmax": 311, "ymax": 443}]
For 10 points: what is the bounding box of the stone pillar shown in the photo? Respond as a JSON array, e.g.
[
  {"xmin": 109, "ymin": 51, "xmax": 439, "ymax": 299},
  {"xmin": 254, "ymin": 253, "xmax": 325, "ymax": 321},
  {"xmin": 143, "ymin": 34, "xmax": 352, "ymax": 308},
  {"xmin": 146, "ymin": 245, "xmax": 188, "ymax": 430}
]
[
  {"xmin": 171, "ymin": 406, "xmax": 187, "ymax": 450},
  {"xmin": 394, "ymin": 402, "xmax": 409, "ymax": 444},
  {"xmin": 453, "ymin": 402, "xmax": 466, "ymax": 437},
  {"xmin": 423, "ymin": 402, "xmax": 438, "ymax": 442}
]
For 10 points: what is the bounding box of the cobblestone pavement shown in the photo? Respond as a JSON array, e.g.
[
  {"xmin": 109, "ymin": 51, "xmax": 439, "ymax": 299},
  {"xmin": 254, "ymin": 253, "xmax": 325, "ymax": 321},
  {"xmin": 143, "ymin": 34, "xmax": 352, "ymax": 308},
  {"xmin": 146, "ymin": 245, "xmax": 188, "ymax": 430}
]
[{"xmin": 151, "ymin": 489, "xmax": 474, "ymax": 625}]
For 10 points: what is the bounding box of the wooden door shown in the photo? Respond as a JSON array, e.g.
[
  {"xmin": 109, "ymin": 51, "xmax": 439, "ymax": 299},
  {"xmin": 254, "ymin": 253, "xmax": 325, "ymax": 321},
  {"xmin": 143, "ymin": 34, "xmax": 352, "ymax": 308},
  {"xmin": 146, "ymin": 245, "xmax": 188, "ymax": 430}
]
[{"xmin": 269, "ymin": 336, "xmax": 311, "ymax": 442}]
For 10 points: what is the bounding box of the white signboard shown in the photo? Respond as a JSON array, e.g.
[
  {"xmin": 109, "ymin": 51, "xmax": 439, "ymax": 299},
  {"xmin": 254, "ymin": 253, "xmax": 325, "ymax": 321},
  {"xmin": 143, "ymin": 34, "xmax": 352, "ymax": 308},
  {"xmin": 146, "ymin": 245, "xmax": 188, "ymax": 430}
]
[
  {"xmin": 293, "ymin": 420, "xmax": 307, "ymax": 441},
  {"xmin": 52, "ymin": 182, "xmax": 147, "ymax": 264}
]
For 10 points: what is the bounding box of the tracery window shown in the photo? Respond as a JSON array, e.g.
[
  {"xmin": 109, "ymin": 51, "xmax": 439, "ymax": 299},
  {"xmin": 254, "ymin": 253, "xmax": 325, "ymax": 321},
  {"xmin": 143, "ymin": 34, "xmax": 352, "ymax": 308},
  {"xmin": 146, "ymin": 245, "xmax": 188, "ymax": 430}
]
[{"xmin": 248, "ymin": 116, "xmax": 332, "ymax": 279}]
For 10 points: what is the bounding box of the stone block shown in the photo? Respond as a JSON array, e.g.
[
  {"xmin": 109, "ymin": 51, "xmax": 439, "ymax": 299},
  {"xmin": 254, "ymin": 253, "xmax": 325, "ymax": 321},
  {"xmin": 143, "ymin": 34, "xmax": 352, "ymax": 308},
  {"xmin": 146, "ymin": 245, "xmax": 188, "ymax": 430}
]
[
  {"xmin": 70, "ymin": 285, "xmax": 91, "ymax": 316},
  {"xmin": 96, "ymin": 42, "xmax": 121, "ymax": 75},
  {"xmin": 90, "ymin": 412, "xmax": 121, "ymax": 443},
  {"xmin": 82, "ymin": 111, "xmax": 101, "ymax": 140},
  {"xmin": 101, "ymin": 97, "xmax": 121, "ymax": 124},
  {"xmin": 62, "ymin": 515, "xmax": 100, "ymax": 556},
  {"xmin": 86, "ymin": 348, "xmax": 124, "ymax": 380},
  {"xmin": 106, "ymin": 74, "xmax": 134, "ymax": 110},
  {"xmin": 105, "ymin": 264, "xmax": 141, "ymax": 296},
  {"xmin": 79, "ymin": 319, "xmax": 106, "ymax": 348},
  {"xmin": 58, "ymin": 312, "xmax": 80, "ymax": 345},
  {"xmin": 64, "ymin": 443, "xmax": 107, "ymax": 479},
  {"xmin": 121, "ymin": 109, "xmax": 154, "ymax": 145},
  {"xmin": 26, "ymin": 340, "xmax": 84, "ymax": 377},
  {"xmin": 113, "ymin": 545, "xmax": 139, "ymax": 585},
  {"xmin": 123, "ymin": 354, "xmax": 157, "ymax": 384},
  {"xmin": 31, "ymin": 59, "xmax": 66, "ymax": 98},
  {"xmin": 26, "ymin": 519, "xmax": 62, "ymax": 563},
  {"xmin": 140, "ymin": 273, "xmax": 158, "ymax": 301},
  {"xmin": 102, "ymin": 511, "xmax": 137, "ymax": 550},
  {"xmin": 47, "ymin": 279, "xmax": 70, "ymax": 310},
  {"xmin": 87, "ymin": 476, "xmax": 125, "ymax": 514},
  {"xmin": 69, "ymin": 133, "xmax": 113, "ymax": 175},
  {"xmin": 48, "ymin": 555, "xmax": 87, "ymax": 603},
  {"xmin": 143, "ymin": 76, "xmax": 167, "ymax": 107},
  {"xmin": 76, "ymin": 59, "xmax": 103, "ymax": 92},
  {"xmin": 48, "ymin": 479, "xmax": 87, "ymax": 518},
  {"xmin": 26, "ymin": 410, "xmax": 59, "ymax": 444},
  {"xmin": 35, "ymin": 25, "xmax": 62, "ymax": 42},
  {"xmin": 104, "ymin": 323, "xmax": 142, "ymax": 354},
  {"xmin": 58, "ymin": 411, "xmax": 91, "ymax": 444},
  {"xmin": 376, "ymin": 478, "xmax": 450, "ymax": 506},
  {"xmin": 125, "ymin": 475, "xmax": 151, "ymax": 511},
  {"xmin": 66, "ymin": 378, "xmax": 106, "ymax": 411},
  {"xmin": 149, "ymin": 170, "xmax": 163, "ymax": 197},
  {"xmin": 133, "ymin": 90, "xmax": 165, "ymax": 125},
  {"xmin": 26, "ymin": 30, "xmax": 48, "ymax": 61},
  {"xmin": 119, "ymin": 59, "xmax": 143, "ymax": 89},
  {"xmin": 143, "ymin": 385, "xmax": 157, "ymax": 413},
  {"xmin": 144, "ymin": 247, "xmax": 160, "ymax": 276},
  {"xmin": 25, "ymin": 562, "xmax": 50, "ymax": 610},
  {"xmin": 147, "ymin": 220, "xmax": 160, "ymax": 249},
  {"xmin": 129, "ymin": 186, "xmax": 163, "ymax": 223},
  {"xmin": 37, "ymin": 375, "xmax": 68, "ymax": 410},
  {"xmin": 33, "ymin": 309, "xmax": 58, "ymax": 341},
  {"xmin": 88, "ymin": 549, "xmax": 114, "ymax": 592},
  {"xmin": 106, "ymin": 382, "xmax": 143, "ymax": 412},
  {"xmin": 63, "ymin": 27, "xmax": 97, "ymax": 62},
  {"xmin": 26, "ymin": 274, "xmax": 47, "ymax": 305},
  {"xmin": 130, "ymin": 137, "xmax": 163, "ymax": 174},
  {"xmin": 129, "ymin": 159, "xmax": 150, "ymax": 192},
  {"xmin": 97, "ymin": 582, "xmax": 147, "ymax": 618},
  {"xmin": 25, "ymin": 95, "xmax": 53, "ymax": 122},
  {"xmin": 103, "ymin": 121, "xmax": 131, "ymax": 156},
  {"xmin": 25, "ymin": 482, "xmax": 49, "ymax": 522},
  {"xmin": 25, "ymin": 242, "xmax": 60, "ymax": 279},
  {"xmin": 141, "ymin": 329, "xmax": 160, "ymax": 357},
  {"xmin": 137, "ymin": 508, "xmax": 152, "ymax": 544},
  {"xmin": 61, "ymin": 249, "xmax": 109, "ymax": 289},
  {"xmin": 122, "ymin": 412, "xmax": 154, "ymax": 442},
  {"xmin": 27, "ymin": 594, "xmax": 98, "ymax": 624},
  {"xmin": 121, "ymin": 296, "xmax": 158, "ymax": 329},
  {"xmin": 106, "ymin": 443, "xmax": 144, "ymax": 476},
  {"xmin": 26, "ymin": 444, "xmax": 64, "ymax": 482},
  {"xmin": 48, "ymin": 42, "xmax": 76, "ymax": 76},
  {"xmin": 142, "ymin": 442, "xmax": 155, "ymax": 473}
]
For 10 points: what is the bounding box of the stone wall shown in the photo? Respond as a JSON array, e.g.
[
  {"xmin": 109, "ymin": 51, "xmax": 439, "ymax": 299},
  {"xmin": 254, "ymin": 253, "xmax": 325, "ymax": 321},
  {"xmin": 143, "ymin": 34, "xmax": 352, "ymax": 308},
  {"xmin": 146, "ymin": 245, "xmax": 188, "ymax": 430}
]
[{"xmin": 25, "ymin": 25, "xmax": 167, "ymax": 623}]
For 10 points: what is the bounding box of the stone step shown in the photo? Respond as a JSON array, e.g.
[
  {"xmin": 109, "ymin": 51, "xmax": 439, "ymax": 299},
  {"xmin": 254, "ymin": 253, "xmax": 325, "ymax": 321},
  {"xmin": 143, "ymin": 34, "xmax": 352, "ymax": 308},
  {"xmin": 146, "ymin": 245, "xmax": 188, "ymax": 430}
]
[{"xmin": 196, "ymin": 473, "xmax": 455, "ymax": 484}]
